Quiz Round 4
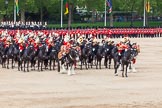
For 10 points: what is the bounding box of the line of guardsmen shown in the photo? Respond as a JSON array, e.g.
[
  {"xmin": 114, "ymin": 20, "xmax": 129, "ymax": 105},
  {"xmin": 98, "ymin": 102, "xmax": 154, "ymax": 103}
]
[
  {"xmin": 1, "ymin": 23, "xmax": 162, "ymax": 38},
  {"xmin": 0, "ymin": 21, "xmax": 47, "ymax": 30}
]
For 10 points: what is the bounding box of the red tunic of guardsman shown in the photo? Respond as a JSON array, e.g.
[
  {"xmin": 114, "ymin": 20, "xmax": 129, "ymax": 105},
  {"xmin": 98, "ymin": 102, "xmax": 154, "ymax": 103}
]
[
  {"xmin": 13, "ymin": 37, "xmax": 18, "ymax": 44},
  {"xmin": 34, "ymin": 43, "xmax": 39, "ymax": 51},
  {"xmin": 116, "ymin": 38, "xmax": 129, "ymax": 56},
  {"xmin": 19, "ymin": 44, "xmax": 24, "ymax": 52},
  {"xmin": 46, "ymin": 37, "xmax": 53, "ymax": 49},
  {"xmin": 28, "ymin": 37, "xmax": 33, "ymax": 44},
  {"xmin": 0, "ymin": 37, "xmax": 2, "ymax": 43},
  {"xmin": 62, "ymin": 34, "xmax": 71, "ymax": 53},
  {"xmin": 2, "ymin": 37, "xmax": 6, "ymax": 43},
  {"xmin": 132, "ymin": 43, "xmax": 140, "ymax": 64},
  {"xmin": 34, "ymin": 38, "xmax": 40, "ymax": 51},
  {"xmin": 4, "ymin": 37, "xmax": 11, "ymax": 48},
  {"xmin": 18, "ymin": 39, "xmax": 25, "ymax": 52},
  {"xmin": 4, "ymin": 42, "xmax": 10, "ymax": 49}
]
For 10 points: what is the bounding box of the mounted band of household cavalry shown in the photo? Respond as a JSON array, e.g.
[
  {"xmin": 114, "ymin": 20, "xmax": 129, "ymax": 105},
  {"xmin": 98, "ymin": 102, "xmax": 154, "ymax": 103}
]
[{"xmin": 0, "ymin": 28, "xmax": 140, "ymax": 77}]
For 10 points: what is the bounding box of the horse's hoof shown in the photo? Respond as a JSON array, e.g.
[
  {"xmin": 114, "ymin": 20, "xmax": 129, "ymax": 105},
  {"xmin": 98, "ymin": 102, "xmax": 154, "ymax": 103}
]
[
  {"xmin": 68, "ymin": 73, "xmax": 72, "ymax": 76},
  {"xmin": 115, "ymin": 73, "xmax": 118, "ymax": 76},
  {"xmin": 60, "ymin": 70, "xmax": 66, "ymax": 74},
  {"xmin": 127, "ymin": 69, "xmax": 131, "ymax": 73},
  {"xmin": 72, "ymin": 72, "xmax": 76, "ymax": 75},
  {"xmin": 132, "ymin": 69, "xmax": 137, "ymax": 73}
]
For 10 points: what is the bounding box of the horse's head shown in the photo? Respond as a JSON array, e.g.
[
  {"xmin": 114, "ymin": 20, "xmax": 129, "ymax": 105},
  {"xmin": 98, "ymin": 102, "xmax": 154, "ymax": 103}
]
[
  {"xmin": 84, "ymin": 43, "xmax": 91, "ymax": 53},
  {"xmin": 97, "ymin": 45, "xmax": 104, "ymax": 56},
  {"xmin": 131, "ymin": 43, "xmax": 140, "ymax": 54},
  {"xmin": 122, "ymin": 48, "xmax": 131, "ymax": 61},
  {"xmin": 28, "ymin": 44, "xmax": 34, "ymax": 53},
  {"xmin": 104, "ymin": 44, "xmax": 112, "ymax": 54},
  {"xmin": 8, "ymin": 44, "xmax": 14, "ymax": 54},
  {"xmin": 111, "ymin": 46, "xmax": 118, "ymax": 56},
  {"xmin": 39, "ymin": 44, "xmax": 47, "ymax": 53},
  {"xmin": 69, "ymin": 48, "xmax": 80, "ymax": 62},
  {"xmin": 85, "ymin": 43, "xmax": 92, "ymax": 49},
  {"xmin": 131, "ymin": 48, "xmax": 138, "ymax": 58},
  {"xmin": 23, "ymin": 44, "xmax": 35, "ymax": 57}
]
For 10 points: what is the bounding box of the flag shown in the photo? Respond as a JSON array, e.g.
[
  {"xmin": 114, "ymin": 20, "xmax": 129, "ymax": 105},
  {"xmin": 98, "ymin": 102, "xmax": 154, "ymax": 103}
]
[
  {"xmin": 15, "ymin": 0, "xmax": 19, "ymax": 15},
  {"xmin": 64, "ymin": 0, "xmax": 69, "ymax": 15},
  {"xmin": 106, "ymin": 0, "xmax": 112, "ymax": 13},
  {"xmin": 146, "ymin": 0, "xmax": 150, "ymax": 13}
]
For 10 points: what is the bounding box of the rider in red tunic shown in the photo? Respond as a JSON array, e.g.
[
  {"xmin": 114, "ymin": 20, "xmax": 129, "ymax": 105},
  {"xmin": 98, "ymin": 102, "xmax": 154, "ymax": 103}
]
[
  {"xmin": 18, "ymin": 38, "xmax": 25, "ymax": 52},
  {"xmin": 46, "ymin": 37, "xmax": 53, "ymax": 50},
  {"xmin": 116, "ymin": 37, "xmax": 129, "ymax": 56},
  {"xmin": 34, "ymin": 38, "xmax": 40, "ymax": 52}
]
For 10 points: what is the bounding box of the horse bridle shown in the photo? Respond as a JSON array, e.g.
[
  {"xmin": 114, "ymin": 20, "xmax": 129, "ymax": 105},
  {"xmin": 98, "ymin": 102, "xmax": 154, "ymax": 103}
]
[{"xmin": 69, "ymin": 49, "xmax": 79, "ymax": 61}]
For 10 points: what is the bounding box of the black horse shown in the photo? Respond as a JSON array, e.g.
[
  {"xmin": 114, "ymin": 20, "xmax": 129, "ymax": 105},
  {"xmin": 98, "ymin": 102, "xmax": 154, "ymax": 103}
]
[
  {"xmin": 120, "ymin": 48, "xmax": 131, "ymax": 77},
  {"xmin": 66, "ymin": 48, "xmax": 80, "ymax": 75},
  {"xmin": 19, "ymin": 44, "xmax": 34, "ymax": 72},
  {"xmin": 58, "ymin": 47, "xmax": 79, "ymax": 75},
  {"xmin": 80, "ymin": 43, "xmax": 91, "ymax": 70},
  {"xmin": 104, "ymin": 43, "xmax": 114, "ymax": 69},
  {"xmin": 96, "ymin": 45, "xmax": 104, "ymax": 69},
  {"xmin": 129, "ymin": 43, "xmax": 139, "ymax": 72},
  {"xmin": 47, "ymin": 45, "xmax": 58, "ymax": 70},
  {"xmin": 111, "ymin": 46, "xmax": 121, "ymax": 76},
  {"xmin": 88, "ymin": 43, "xmax": 98, "ymax": 68},
  {"xmin": 0, "ymin": 42, "xmax": 5, "ymax": 67},
  {"xmin": 37, "ymin": 44, "xmax": 47, "ymax": 71},
  {"xmin": 6, "ymin": 44, "xmax": 15, "ymax": 69}
]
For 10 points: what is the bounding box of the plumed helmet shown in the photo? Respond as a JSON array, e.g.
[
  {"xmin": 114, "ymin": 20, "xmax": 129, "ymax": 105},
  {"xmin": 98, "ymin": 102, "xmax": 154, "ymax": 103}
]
[
  {"xmin": 93, "ymin": 38, "xmax": 97, "ymax": 43},
  {"xmin": 48, "ymin": 37, "xmax": 53, "ymax": 43},
  {"xmin": 104, "ymin": 35, "xmax": 107, "ymax": 39},
  {"xmin": 1, "ymin": 31, "xmax": 5, "ymax": 37},
  {"xmin": 35, "ymin": 37, "xmax": 40, "ymax": 43},
  {"xmin": 64, "ymin": 34, "xmax": 70, "ymax": 42},
  {"xmin": 21, "ymin": 33, "xmax": 24, "ymax": 39},
  {"xmin": 123, "ymin": 36, "xmax": 129, "ymax": 42},
  {"xmin": 18, "ymin": 38, "xmax": 24, "ymax": 43},
  {"xmin": 89, "ymin": 34, "xmax": 92, "ymax": 38},
  {"xmin": 29, "ymin": 32, "xmax": 34, "ymax": 38},
  {"xmin": 49, "ymin": 33, "xmax": 52, "ymax": 38},
  {"xmin": 6, "ymin": 36, "xmax": 11, "ymax": 42},
  {"xmin": 107, "ymin": 38, "xmax": 112, "ymax": 42},
  {"xmin": 120, "ymin": 38, "xmax": 125, "ymax": 42}
]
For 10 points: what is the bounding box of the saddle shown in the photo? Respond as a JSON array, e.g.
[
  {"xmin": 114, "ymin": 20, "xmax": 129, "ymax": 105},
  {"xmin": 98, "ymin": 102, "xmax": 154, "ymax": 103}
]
[{"xmin": 58, "ymin": 51, "xmax": 63, "ymax": 60}]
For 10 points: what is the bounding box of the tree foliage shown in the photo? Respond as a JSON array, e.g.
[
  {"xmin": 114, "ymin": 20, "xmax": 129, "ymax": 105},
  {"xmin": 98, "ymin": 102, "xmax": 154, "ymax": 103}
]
[{"xmin": 0, "ymin": 0, "xmax": 162, "ymax": 22}]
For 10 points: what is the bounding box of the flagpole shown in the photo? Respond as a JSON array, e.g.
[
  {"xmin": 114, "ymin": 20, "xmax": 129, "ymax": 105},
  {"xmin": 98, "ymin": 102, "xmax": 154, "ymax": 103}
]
[
  {"xmin": 104, "ymin": 0, "xmax": 107, "ymax": 26},
  {"xmin": 61, "ymin": 0, "xmax": 63, "ymax": 28},
  {"xmin": 143, "ymin": 0, "xmax": 146, "ymax": 27},
  {"xmin": 14, "ymin": 0, "xmax": 16, "ymax": 23}
]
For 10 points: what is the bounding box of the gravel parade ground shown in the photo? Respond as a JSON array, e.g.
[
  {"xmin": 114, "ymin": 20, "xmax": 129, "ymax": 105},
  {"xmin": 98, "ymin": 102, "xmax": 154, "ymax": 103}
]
[{"xmin": 0, "ymin": 37, "xmax": 162, "ymax": 108}]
